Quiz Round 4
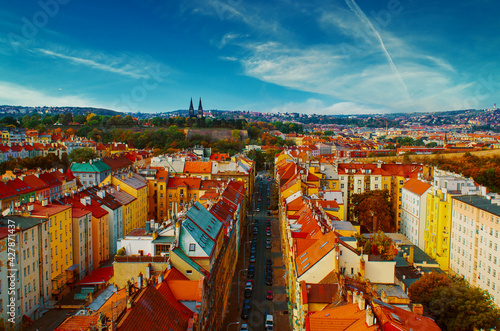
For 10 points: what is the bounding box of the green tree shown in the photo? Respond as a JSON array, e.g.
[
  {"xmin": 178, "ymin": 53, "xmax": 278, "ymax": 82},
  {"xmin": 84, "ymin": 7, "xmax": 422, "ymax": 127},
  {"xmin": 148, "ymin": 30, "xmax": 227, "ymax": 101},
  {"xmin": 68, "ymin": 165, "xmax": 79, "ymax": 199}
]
[
  {"xmin": 428, "ymin": 279, "xmax": 500, "ymax": 330},
  {"xmin": 69, "ymin": 148, "xmax": 97, "ymax": 163},
  {"xmin": 62, "ymin": 112, "xmax": 73, "ymax": 125},
  {"xmin": 73, "ymin": 114, "xmax": 86, "ymax": 124}
]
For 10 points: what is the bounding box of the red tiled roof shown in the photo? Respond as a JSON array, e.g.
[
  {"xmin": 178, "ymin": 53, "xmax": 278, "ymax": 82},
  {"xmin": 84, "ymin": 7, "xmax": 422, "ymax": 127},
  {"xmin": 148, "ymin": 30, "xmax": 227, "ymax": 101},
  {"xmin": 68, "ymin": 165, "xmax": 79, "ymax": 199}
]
[
  {"xmin": 118, "ymin": 285, "xmax": 190, "ymax": 331},
  {"xmin": 77, "ymin": 266, "xmax": 113, "ymax": 285},
  {"xmin": 167, "ymin": 177, "xmax": 201, "ymax": 189},
  {"xmin": 22, "ymin": 175, "xmax": 49, "ymax": 191},
  {"xmin": 55, "ymin": 315, "xmax": 99, "ymax": 331}
]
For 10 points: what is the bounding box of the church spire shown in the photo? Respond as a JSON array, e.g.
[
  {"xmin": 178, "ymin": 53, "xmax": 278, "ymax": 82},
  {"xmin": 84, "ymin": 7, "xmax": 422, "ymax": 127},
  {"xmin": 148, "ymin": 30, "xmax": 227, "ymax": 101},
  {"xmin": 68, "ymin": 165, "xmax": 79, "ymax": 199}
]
[
  {"xmin": 198, "ymin": 98, "xmax": 204, "ymax": 118},
  {"xmin": 189, "ymin": 98, "xmax": 194, "ymax": 117}
]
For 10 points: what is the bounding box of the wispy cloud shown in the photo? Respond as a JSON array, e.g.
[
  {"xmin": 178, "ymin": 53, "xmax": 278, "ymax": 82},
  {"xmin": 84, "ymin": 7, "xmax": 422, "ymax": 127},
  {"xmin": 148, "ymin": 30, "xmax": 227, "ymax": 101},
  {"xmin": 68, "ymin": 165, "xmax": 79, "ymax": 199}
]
[
  {"xmin": 36, "ymin": 47, "xmax": 164, "ymax": 79},
  {"xmin": 269, "ymin": 99, "xmax": 388, "ymax": 115},
  {"xmin": 0, "ymin": 81, "xmax": 96, "ymax": 107},
  {"xmin": 343, "ymin": 0, "xmax": 410, "ymax": 100}
]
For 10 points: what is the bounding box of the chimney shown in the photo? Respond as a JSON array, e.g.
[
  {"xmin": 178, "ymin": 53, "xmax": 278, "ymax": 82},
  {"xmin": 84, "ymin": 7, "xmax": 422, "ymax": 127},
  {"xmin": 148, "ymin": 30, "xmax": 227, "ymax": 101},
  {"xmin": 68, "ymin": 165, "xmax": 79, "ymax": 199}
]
[
  {"xmin": 409, "ymin": 246, "xmax": 414, "ymax": 266},
  {"xmin": 137, "ymin": 273, "xmax": 143, "ymax": 289},
  {"xmin": 353, "ymin": 290, "xmax": 359, "ymax": 304},
  {"xmin": 145, "ymin": 221, "xmax": 151, "ymax": 234},
  {"xmin": 360, "ymin": 256, "xmax": 366, "ymax": 282},
  {"xmin": 42, "ymin": 198, "xmax": 48, "ymax": 207},
  {"xmin": 80, "ymin": 197, "xmax": 87, "ymax": 206},
  {"xmin": 86, "ymin": 196, "xmax": 91, "ymax": 205},
  {"xmin": 366, "ymin": 306, "xmax": 375, "ymax": 326},
  {"xmin": 412, "ymin": 303, "xmax": 424, "ymax": 316},
  {"xmin": 175, "ymin": 221, "xmax": 181, "ymax": 248},
  {"xmin": 158, "ymin": 274, "xmax": 164, "ymax": 284},
  {"xmin": 347, "ymin": 290, "xmax": 353, "ymax": 303},
  {"xmin": 358, "ymin": 293, "xmax": 366, "ymax": 311},
  {"xmin": 117, "ymin": 185, "xmax": 120, "ymax": 192},
  {"xmin": 146, "ymin": 264, "xmax": 151, "ymax": 279},
  {"xmin": 126, "ymin": 298, "xmax": 133, "ymax": 309}
]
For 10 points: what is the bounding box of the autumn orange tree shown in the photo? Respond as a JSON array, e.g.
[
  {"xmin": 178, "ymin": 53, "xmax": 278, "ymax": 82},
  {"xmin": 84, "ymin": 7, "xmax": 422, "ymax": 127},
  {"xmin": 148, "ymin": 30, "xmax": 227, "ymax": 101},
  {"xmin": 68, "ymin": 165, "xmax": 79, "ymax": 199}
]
[{"xmin": 352, "ymin": 189, "xmax": 394, "ymax": 233}]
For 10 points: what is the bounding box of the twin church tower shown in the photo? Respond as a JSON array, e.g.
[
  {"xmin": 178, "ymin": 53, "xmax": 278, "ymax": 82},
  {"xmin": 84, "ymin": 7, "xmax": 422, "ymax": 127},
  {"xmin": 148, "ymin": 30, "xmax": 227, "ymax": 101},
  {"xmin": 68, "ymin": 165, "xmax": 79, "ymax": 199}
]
[{"xmin": 189, "ymin": 98, "xmax": 204, "ymax": 118}]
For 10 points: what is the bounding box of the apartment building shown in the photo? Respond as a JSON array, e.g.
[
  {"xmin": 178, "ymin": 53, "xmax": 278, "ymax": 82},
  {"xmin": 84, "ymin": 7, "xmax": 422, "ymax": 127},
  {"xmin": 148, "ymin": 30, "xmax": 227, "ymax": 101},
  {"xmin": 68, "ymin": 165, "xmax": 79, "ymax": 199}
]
[
  {"xmin": 400, "ymin": 179, "xmax": 431, "ymax": 250},
  {"xmin": 425, "ymin": 173, "xmax": 478, "ymax": 271},
  {"xmin": 451, "ymin": 194, "xmax": 500, "ymax": 306}
]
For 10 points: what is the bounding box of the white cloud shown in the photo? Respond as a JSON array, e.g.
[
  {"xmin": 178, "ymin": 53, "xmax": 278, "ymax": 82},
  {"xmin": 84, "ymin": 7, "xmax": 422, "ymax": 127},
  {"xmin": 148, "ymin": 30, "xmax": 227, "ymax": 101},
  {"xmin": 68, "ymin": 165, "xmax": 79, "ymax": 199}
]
[
  {"xmin": 0, "ymin": 81, "xmax": 96, "ymax": 107},
  {"xmin": 36, "ymin": 47, "xmax": 164, "ymax": 79},
  {"xmin": 269, "ymin": 99, "xmax": 388, "ymax": 115}
]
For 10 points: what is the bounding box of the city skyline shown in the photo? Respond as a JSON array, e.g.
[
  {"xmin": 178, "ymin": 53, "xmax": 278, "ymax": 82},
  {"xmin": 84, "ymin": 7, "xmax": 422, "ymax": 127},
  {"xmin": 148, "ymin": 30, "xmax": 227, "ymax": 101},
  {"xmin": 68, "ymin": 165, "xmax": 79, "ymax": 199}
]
[{"xmin": 0, "ymin": 0, "xmax": 499, "ymax": 115}]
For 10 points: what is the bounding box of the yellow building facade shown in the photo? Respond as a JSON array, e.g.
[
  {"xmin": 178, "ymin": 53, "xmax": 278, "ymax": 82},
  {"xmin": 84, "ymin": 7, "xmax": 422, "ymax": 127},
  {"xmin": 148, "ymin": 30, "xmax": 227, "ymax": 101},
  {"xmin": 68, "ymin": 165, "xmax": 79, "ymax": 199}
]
[{"xmin": 425, "ymin": 188, "xmax": 451, "ymax": 272}]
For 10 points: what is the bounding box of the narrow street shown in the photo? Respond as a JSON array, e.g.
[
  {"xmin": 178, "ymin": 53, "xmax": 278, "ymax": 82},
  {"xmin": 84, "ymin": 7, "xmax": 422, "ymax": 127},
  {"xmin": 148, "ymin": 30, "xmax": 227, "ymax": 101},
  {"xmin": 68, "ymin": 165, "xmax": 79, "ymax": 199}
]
[{"xmin": 223, "ymin": 175, "xmax": 290, "ymax": 331}]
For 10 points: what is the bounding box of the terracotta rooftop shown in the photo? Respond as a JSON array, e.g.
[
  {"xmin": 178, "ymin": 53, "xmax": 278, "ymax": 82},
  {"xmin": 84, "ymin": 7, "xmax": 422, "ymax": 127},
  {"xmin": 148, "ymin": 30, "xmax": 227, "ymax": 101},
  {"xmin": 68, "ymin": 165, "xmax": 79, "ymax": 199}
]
[
  {"xmin": 184, "ymin": 161, "xmax": 212, "ymax": 174},
  {"xmin": 402, "ymin": 178, "xmax": 431, "ymax": 196}
]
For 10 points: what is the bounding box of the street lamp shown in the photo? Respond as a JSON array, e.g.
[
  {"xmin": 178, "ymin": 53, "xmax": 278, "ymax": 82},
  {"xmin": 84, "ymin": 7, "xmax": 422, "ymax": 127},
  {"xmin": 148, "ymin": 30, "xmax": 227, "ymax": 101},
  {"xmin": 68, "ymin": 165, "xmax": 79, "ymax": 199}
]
[
  {"xmin": 237, "ymin": 268, "xmax": 247, "ymax": 304},
  {"xmin": 243, "ymin": 241, "xmax": 251, "ymax": 265},
  {"xmin": 227, "ymin": 321, "xmax": 240, "ymax": 331}
]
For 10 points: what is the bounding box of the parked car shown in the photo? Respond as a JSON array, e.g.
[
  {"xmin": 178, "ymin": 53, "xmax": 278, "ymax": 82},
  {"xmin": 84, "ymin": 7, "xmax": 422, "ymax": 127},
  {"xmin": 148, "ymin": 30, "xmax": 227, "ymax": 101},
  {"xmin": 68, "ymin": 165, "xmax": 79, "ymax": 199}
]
[
  {"xmin": 265, "ymin": 312, "xmax": 274, "ymax": 330},
  {"xmin": 250, "ymin": 255, "xmax": 256, "ymax": 263},
  {"xmin": 266, "ymin": 258, "xmax": 272, "ymax": 265},
  {"xmin": 266, "ymin": 274, "xmax": 273, "ymax": 286},
  {"xmin": 244, "ymin": 288, "xmax": 252, "ymax": 298},
  {"xmin": 240, "ymin": 324, "xmax": 249, "ymax": 331},
  {"xmin": 248, "ymin": 268, "xmax": 255, "ymax": 278},
  {"xmin": 266, "ymin": 290, "xmax": 273, "ymax": 300},
  {"xmin": 241, "ymin": 306, "xmax": 250, "ymax": 319},
  {"xmin": 266, "ymin": 242, "xmax": 272, "ymax": 249}
]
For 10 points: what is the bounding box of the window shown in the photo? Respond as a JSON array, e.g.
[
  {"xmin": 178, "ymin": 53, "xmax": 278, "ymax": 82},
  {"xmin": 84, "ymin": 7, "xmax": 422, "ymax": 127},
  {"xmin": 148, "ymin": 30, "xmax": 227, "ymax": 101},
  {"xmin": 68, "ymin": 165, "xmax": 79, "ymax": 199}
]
[
  {"xmin": 186, "ymin": 270, "xmax": 193, "ymax": 275},
  {"xmin": 189, "ymin": 244, "xmax": 196, "ymax": 252}
]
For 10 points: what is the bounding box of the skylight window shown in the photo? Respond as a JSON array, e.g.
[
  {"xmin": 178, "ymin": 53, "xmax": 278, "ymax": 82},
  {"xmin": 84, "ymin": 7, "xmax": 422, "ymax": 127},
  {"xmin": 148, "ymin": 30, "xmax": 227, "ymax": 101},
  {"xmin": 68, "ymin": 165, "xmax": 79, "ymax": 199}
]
[
  {"xmin": 302, "ymin": 263, "xmax": 310, "ymax": 270},
  {"xmin": 320, "ymin": 241, "xmax": 329, "ymax": 249},
  {"xmin": 300, "ymin": 252, "xmax": 307, "ymax": 259}
]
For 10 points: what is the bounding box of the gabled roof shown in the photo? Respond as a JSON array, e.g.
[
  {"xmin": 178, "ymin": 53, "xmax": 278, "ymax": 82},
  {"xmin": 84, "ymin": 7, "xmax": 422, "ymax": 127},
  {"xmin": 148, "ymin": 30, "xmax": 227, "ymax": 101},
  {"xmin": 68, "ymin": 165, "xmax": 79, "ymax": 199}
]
[
  {"xmin": 402, "ymin": 178, "xmax": 431, "ymax": 196},
  {"xmin": 38, "ymin": 172, "xmax": 62, "ymax": 188},
  {"xmin": 296, "ymin": 230, "xmax": 336, "ymax": 277},
  {"xmin": 0, "ymin": 181, "xmax": 17, "ymax": 199},
  {"xmin": 70, "ymin": 160, "xmax": 111, "ymax": 173},
  {"xmin": 185, "ymin": 201, "xmax": 223, "ymax": 241},
  {"xmin": 7, "ymin": 178, "xmax": 34, "ymax": 194},
  {"xmin": 222, "ymin": 184, "xmax": 244, "ymax": 206},
  {"xmin": 181, "ymin": 218, "xmax": 216, "ymax": 257}
]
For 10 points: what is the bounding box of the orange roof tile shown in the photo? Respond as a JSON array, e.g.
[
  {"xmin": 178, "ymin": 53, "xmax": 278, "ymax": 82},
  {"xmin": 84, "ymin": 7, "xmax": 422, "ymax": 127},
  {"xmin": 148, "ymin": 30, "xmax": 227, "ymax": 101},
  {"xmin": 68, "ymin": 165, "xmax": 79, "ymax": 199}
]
[
  {"xmin": 184, "ymin": 161, "xmax": 212, "ymax": 174},
  {"xmin": 296, "ymin": 230, "xmax": 336, "ymax": 276},
  {"xmin": 402, "ymin": 178, "xmax": 431, "ymax": 196}
]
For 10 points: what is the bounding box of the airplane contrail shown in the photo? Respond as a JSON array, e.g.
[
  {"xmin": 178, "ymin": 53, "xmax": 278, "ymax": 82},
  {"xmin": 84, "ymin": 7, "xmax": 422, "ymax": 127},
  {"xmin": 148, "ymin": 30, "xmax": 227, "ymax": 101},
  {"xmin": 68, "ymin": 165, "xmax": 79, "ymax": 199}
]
[{"xmin": 344, "ymin": 0, "xmax": 411, "ymax": 101}]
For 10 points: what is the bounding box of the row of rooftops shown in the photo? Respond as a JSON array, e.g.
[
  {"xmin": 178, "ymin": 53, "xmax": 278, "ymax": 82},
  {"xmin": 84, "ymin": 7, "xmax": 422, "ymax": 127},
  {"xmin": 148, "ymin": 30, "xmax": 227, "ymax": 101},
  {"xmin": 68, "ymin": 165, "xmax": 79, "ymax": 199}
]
[{"xmin": 275, "ymin": 157, "xmax": 443, "ymax": 330}]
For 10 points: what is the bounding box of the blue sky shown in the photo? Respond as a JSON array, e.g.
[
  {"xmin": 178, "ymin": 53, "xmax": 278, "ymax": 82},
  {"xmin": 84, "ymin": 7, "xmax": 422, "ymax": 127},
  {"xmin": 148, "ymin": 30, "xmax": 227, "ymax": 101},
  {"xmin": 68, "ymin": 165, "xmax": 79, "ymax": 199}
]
[{"xmin": 0, "ymin": 0, "xmax": 499, "ymax": 115}]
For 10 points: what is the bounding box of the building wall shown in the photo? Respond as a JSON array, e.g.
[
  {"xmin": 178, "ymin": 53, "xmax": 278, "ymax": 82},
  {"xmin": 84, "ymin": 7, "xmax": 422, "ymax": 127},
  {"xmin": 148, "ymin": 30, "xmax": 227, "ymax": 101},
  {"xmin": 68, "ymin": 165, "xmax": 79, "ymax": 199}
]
[
  {"xmin": 117, "ymin": 237, "xmax": 154, "ymax": 256},
  {"xmin": 72, "ymin": 213, "xmax": 93, "ymax": 280},
  {"xmin": 450, "ymin": 197, "xmax": 500, "ymax": 306},
  {"xmin": 19, "ymin": 226, "xmax": 41, "ymax": 321},
  {"xmin": 401, "ymin": 188, "xmax": 429, "ymax": 250},
  {"xmin": 170, "ymin": 250, "xmax": 204, "ymax": 281},
  {"xmin": 113, "ymin": 261, "xmax": 170, "ymax": 289},
  {"xmin": 425, "ymin": 189, "xmax": 452, "ymax": 272},
  {"xmin": 48, "ymin": 207, "xmax": 73, "ymax": 300},
  {"xmin": 91, "ymin": 214, "xmax": 109, "ymax": 268}
]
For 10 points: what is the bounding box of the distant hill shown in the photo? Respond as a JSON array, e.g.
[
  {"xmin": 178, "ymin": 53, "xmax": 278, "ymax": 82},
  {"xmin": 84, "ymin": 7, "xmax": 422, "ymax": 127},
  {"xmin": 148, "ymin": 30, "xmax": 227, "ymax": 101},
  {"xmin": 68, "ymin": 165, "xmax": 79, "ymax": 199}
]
[{"xmin": 0, "ymin": 105, "xmax": 123, "ymax": 117}]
